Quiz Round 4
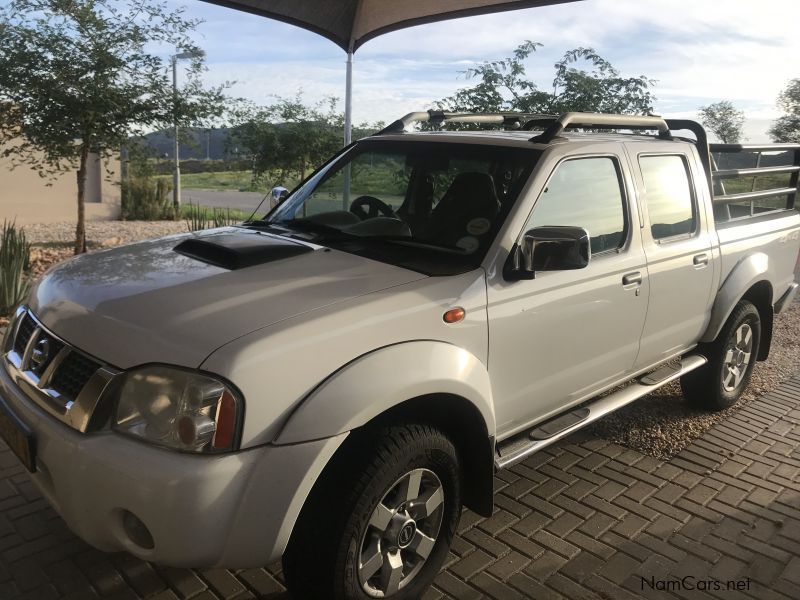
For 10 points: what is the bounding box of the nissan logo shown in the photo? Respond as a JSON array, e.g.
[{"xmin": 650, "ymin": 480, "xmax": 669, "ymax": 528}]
[
  {"xmin": 30, "ymin": 338, "xmax": 50, "ymax": 369},
  {"xmin": 398, "ymin": 522, "xmax": 416, "ymax": 548}
]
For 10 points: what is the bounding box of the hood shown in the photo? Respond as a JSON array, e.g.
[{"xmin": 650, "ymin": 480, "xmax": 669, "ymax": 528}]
[{"xmin": 30, "ymin": 228, "xmax": 427, "ymax": 369}]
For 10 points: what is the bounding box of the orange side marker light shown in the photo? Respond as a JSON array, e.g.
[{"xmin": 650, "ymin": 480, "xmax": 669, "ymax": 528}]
[
  {"xmin": 443, "ymin": 307, "xmax": 466, "ymax": 324},
  {"xmin": 212, "ymin": 390, "xmax": 237, "ymax": 449}
]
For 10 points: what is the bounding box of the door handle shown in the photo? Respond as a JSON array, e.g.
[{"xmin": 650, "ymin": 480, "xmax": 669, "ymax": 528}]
[
  {"xmin": 622, "ymin": 272, "xmax": 642, "ymax": 286},
  {"xmin": 693, "ymin": 253, "xmax": 709, "ymax": 266}
]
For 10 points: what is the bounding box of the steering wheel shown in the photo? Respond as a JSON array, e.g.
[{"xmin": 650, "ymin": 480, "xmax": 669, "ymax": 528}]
[{"xmin": 349, "ymin": 195, "xmax": 396, "ymax": 220}]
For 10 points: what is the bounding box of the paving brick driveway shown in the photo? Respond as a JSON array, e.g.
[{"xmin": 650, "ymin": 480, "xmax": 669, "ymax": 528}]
[{"xmin": 0, "ymin": 376, "xmax": 798, "ymax": 600}]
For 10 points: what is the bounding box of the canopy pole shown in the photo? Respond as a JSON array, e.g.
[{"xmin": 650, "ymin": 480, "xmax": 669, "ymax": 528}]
[{"xmin": 344, "ymin": 50, "xmax": 353, "ymax": 146}]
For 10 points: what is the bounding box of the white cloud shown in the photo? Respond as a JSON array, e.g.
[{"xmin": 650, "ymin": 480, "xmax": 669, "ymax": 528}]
[{"xmin": 193, "ymin": 0, "xmax": 800, "ymax": 138}]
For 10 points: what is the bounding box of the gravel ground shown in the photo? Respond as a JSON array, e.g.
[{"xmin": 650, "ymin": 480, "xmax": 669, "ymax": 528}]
[
  {"xmin": 4, "ymin": 220, "xmax": 800, "ymax": 459},
  {"xmin": 22, "ymin": 220, "xmax": 189, "ymax": 246}
]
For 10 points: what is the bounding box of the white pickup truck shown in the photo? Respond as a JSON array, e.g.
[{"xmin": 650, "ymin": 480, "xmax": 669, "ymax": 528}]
[{"xmin": 1, "ymin": 112, "xmax": 799, "ymax": 599}]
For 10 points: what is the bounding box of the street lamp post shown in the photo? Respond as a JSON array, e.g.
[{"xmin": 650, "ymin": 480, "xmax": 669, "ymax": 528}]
[{"xmin": 171, "ymin": 49, "xmax": 205, "ymax": 212}]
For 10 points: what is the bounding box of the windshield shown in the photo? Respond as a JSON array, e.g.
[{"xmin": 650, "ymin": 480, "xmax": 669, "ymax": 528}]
[{"xmin": 259, "ymin": 140, "xmax": 540, "ymax": 275}]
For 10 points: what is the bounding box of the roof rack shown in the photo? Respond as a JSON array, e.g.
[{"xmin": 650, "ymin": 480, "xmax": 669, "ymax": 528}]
[
  {"xmin": 378, "ymin": 110, "xmax": 674, "ymax": 143},
  {"xmin": 529, "ymin": 112, "xmax": 672, "ymax": 143},
  {"xmin": 377, "ymin": 110, "xmax": 558, "ymax": 135}
]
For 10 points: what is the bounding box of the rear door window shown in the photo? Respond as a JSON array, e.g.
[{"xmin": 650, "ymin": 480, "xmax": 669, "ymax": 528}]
[{"xmin": 639, "ymin": 155, "xmax": 696, "ymax": 240}]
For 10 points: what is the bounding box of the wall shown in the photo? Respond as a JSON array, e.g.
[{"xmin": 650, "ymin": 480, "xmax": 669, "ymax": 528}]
[{"xmin": 0, "ymin": 151, "xmax": 121, "ymax": 225}]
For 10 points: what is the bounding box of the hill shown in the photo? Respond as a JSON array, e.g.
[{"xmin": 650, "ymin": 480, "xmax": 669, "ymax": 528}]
[{"xmin": 138, "ymin": 127, "xmax": 234, "ymax": 161}]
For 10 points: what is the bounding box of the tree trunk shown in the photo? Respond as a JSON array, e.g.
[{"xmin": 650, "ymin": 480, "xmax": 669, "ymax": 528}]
[{"xmin": 75, "ymin": 145, "xmax": 89, "ymax": 254}]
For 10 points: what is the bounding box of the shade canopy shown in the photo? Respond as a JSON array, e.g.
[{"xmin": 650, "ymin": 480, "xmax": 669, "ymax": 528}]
[{"xmin": 201, "ymin": 0, "xmax": 582, "ymax": 52}]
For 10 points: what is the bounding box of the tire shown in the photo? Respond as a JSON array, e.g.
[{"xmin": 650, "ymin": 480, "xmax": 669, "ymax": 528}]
[
  {"xmin": 681, "ymin": 300, "xmax": 761, "ymax": 411},
  {"xmin": 283, "ymin": 424, "xmax": 461, "ymax": 600}
]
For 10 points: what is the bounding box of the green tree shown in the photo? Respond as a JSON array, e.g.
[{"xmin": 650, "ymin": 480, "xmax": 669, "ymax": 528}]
[
  {"xmin": 433, "ymin": 42, "xmax": 656, "ymax": 118},
  {"xmin": 0, "ymin": 0, "xmax": 229, "ymax": 253},
  {"xmin": 230, "ymin": 93, "xmax": 344, "ymax": 185},
  {"xmin": 769, "ymin": 79, "xmax": 800, "ymax": 143},
  {"xmin": 698, "ymin": 101, "xmax": 745, "ymax": 143}
]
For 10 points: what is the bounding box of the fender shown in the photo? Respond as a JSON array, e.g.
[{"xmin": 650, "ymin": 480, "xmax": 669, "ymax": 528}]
[
  {"xmin": 701, "ymin": 252, "xmax": 772, "ymax": 343},
  {"xmin": 274, "ymin": 340, "xmax": 495, "ymax": 445}
]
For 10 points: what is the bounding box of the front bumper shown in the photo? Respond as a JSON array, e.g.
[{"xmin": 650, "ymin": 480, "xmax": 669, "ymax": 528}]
[{"xmin": 0, "ymin": 362, "xmax": 345, "ymax": 568}]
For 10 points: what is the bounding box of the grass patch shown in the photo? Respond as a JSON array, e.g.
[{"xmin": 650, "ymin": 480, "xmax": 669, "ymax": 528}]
[
  {"xmin": 179, "ymin": 203, "xmax": 251, "ymax": 221},
  {"xmin": 173, "ymin": 171, "xmax": 261, "ymax": 192},
  {"xmin": 718, "ymin": 173, "xmax": 794, "ymax": 195},
  {"xmin": 158, "ymin": 171, "xmax": 302, "ymax": 193},
  {"xmin": 716, "ymin": 173, "xmax": 798, "ymax": 215}
]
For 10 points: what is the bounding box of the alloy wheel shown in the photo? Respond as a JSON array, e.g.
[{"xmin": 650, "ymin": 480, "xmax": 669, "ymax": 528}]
[
  {"xmin": 722, "ymin": 323, "xmax": 753, "ymax": 392},
  {"xmin": 357, "ymin": 468, "xmax": 445, "ymax": 597}
]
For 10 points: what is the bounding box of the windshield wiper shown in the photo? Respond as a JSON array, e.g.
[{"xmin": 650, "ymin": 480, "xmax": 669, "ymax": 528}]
[
  {"xmin": 282, "ymin": 219, "xmax": 345, "ymax": 234},
  {"xmin": 265, "ymin": 219, "xmax": 370, "ymax": 243}
]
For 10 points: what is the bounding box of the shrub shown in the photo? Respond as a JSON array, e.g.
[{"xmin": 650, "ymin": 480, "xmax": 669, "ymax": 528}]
[
  {"xmin": 121, "ymin": 175, "xmax": 176, "ymax": 220},
  {"xmin": 0, "ymin": 221, "xmax": 31, "ymax": 316}
]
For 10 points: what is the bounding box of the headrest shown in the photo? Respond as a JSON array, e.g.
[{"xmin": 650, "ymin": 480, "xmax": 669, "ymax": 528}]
[{"xmin": 440, "ymin": 172, "xmax": 500, "ymax": 214}]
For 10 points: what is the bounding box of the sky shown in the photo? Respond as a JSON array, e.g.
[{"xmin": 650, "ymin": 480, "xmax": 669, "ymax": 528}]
[
  {"xmin": 17, "ymin": 0, "xmax": 800, "ymax": 141},
  {"xmin": 169, "ymin": 0, "xmax": 799, "ymax": 142}
]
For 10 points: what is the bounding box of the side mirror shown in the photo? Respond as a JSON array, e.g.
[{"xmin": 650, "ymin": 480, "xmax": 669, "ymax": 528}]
[
  {"xmin": 271, "ymin": 186, "xmax": 289, "ymax": 207},
  {"xmin": 504, "ymin": 225, "xmax": 590, "ymax": 281}
]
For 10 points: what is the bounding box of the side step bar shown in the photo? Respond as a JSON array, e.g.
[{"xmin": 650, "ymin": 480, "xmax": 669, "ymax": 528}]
[{"xmin": 495, "ymin": 355, "xmax": 707, "ymax": 469}]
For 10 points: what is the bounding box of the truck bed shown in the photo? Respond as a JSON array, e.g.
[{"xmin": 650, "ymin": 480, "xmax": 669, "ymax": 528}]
[{"xmin": 709, "ymin": 142, "xmax": 800, "ymax": 310}]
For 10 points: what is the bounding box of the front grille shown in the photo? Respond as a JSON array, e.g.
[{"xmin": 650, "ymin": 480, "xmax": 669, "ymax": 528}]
[
  {"xmin": 13, "ymin": 313, "xmax": 36, "ymax": 355},
  {"xmin": 50, "ymin": 351, "xmax": 101, "ymax": 399},
  {"xmin": 4, "ymin": 308, "xmax": 117, "ymax": 432}
]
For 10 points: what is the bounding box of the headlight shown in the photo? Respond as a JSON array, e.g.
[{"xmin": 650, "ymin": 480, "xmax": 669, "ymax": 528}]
[{"xmin": 113, "ymin": 366, "xmax": 243, "ymax": 453}]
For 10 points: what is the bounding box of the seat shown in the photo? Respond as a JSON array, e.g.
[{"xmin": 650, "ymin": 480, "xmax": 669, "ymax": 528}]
[
  {"xmin": 398, "ymin": 174, "xmax": 435, "ymax": 236},
  {"xmin": 425, "ymin": 172, "xmax": 501, "ymax": 251}
]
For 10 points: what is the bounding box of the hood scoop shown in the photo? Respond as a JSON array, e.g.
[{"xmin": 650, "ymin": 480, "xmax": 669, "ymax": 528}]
[{"xmin": 174, "ymin": 232, "xmax": 312, "ymax": 270}]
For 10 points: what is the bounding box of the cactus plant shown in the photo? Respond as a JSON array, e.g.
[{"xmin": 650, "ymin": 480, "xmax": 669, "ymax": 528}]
[
  {"xmin": 185, "ymin": 202, "xmax": 242, "ymax": 232},
  {"xmin": 0, "ymin": 221, "xmax": 31, "ymax": 315}
]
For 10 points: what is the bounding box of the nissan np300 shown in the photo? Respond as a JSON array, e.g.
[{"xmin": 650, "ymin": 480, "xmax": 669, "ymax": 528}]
[{"xmin": 2, "ymin": 112, "xmax": 799, "ymax": 599}]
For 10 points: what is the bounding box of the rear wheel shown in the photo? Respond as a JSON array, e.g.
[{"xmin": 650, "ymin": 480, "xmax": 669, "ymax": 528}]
[
  {"xmin": 283, "ymin": 424, "xmax": 461, "ymax": 600},
  {"xmin": 681, "ymin": 300, "xmax": 760, "ymax": 411}
]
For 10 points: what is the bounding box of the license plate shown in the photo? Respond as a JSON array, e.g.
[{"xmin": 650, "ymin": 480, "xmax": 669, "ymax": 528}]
[{"xmin": 0, "ymin": 400, "xmax": 35, "ymax": 472}]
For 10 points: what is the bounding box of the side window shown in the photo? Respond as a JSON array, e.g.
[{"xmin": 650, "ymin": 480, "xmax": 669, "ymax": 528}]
[
  {"xmin": 639, "ymin": 155, "xmax": 696, "ymax": 240},
  {"xmin": 526, "ymin": 157, "xmax": 627, "ymax": 255}
]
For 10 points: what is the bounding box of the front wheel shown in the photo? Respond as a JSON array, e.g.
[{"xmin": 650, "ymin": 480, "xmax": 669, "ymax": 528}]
[
  {"xmin": 681, "ymin": 300, "xmax": 761, "ymax": 411},
  {"xmin": 283, "ymin": 424, "xmax": 461, "ymax": 600}
]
